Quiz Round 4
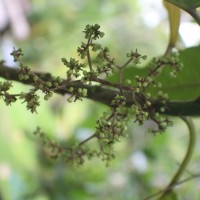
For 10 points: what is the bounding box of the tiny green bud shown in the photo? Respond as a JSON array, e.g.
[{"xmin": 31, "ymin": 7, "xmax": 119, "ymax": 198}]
[
  {"xmin": 160, "ymin": 107, "xmax": 165, "ymax": 112},
  {"xmin": 82, "ymin": 88, "xmax": 87, "ymax": 97},
  {"xmin": 48, "ymin": 92, "xmax": 53, "ymax": 98},
  {"xmin": 160, "ymin": 122, "xmax": 167, "ymax": 129},
  {"xmin": 144, "ymin": 112, "xmax": 148, "ymax": 118},
  {"xmin": 67, "ymin": 96, "xmax": 73, "ymax": 103},
  {"xmin": 24, "ymin": 75, "xmax": 29, "ymax": 80},
  {"xmin": 142, "ymin": 82, "xmax": 148, "ymax": 87},
  {"xmin": 18, "ymin": 74, "xmax": 24, "ymax": 80},
  {"xmin": 135, "ymin": 88, "xmax": 140, "ymax": 93},
  {"xmin": 45, "ymin": 81, "xmax": 52, "ymax": 88},
  {"xmin": 126, "ymin": 79, "xmax": 131, "ymax": 85},
  {"xmin": 61, "ymin": 58, "xmax": 67, "ymax": 63},
  {"xmin": 163, "ymin": 93, "xmax": 169, "ymax": 99},
  {"xmin": 155, "ymin": 112, "xmax": 159, "ymax": 118},
  {"xmin": 158, "ymin": 91, "xmax": 163, "ymax": 96},
  {"xmin": 78, "ymin": 88, "xmax": 82, "ymax": 94},
  {"xmin": 33, "ymin": 75, "xmax": 39, "ymax": 82},
  {"xmin": 68, "ymin": 87, "xmax": 74, "ymax": 93},
  {"xmin": 146, "ymin": 101, "xmax": 151, "ymax": 107},
  {"xmin": 99, "ymin": 32, "xmax": 105, "ymax": 38},
  {"xmin": 142, "ymin": 55, "xmax": 147, "ymax": 60},
  {"xmin": 146, "ymin": 76, "xmax": 152, "ymax": 82},
  {"xmin": 57, "ymin": 77, "xmax": 63, "ymax": 84},
  {"xmin": 135, "ymin": 75, "xmax": 139, "ymax": 80},
  {"xmin": 53, "ymin": 82, "xmax": 58, "ymax": 87},
  {"xmin": 44, "ymin": 94, "xmax": 49, "ymax": 100},
  {"xmin": 146, "ymin": 93, "xmax": 151, "ymax": 98},
  {"xmin": 67, "ymin": 69, "xmax": 73, "ymax": 76}
]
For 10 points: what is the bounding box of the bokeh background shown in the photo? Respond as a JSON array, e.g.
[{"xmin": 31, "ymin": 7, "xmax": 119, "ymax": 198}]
[{"xmin": 0, "ymin": 0, "xmax": 200, "ymax": 199}]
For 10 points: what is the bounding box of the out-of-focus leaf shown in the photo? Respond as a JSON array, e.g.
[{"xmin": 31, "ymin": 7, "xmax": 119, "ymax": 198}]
[
  {"xmin": 156, "ymin": 45, "xmax": 200, "ymax": 100},
  {"xmin": 107, "ymin": 45, "xmax": 200, "ymax": 101},
  {"xmin": 165, "ymin": 0, "xmax": 200, "ymax": 10}
]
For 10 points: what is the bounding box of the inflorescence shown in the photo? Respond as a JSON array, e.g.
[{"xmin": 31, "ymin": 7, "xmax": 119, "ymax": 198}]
[{"xmin": 0, "ymin": 24, "xmax": 183, "ymax": 165}]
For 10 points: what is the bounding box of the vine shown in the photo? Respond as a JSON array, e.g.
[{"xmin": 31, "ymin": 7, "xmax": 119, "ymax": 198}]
[{"xmin": 144, "ymin": 117, "xmax": 196, "ymax": 199}]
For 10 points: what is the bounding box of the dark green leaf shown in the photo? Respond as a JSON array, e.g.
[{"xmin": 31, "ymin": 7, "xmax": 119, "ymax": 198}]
[
  {"xmin": 157, "ymin": 45, "xmax": 200, "ymax": 100},
  {"xmin": 107, "ymin": 45, "xmax": 200, "ymax": 101},
  {"xmin": 165, "ymin": 0, "xmax": 200, "ymax": 10}
]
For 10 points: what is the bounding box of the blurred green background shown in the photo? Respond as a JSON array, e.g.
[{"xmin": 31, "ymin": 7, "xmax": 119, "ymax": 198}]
[{"xmin": 0, "ymin": 0, "xmax": 200, "ymax": 199}]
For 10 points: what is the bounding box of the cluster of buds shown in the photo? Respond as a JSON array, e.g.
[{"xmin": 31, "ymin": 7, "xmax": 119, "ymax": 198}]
[
  {"xmin": 67, "ymin": 87, "xmax": 87, "ymax": 103},
  {"xmin": 0, "ymin": 81, "xmax": 17, "ymax": 105},
  {"xmin": 61, "ymin": 58, "xmax": 85, "ymax": 79},
  {"xmin": 83, "ymin": 24, "xmax": 105, "ymax": 40},
  {"xmin": 3, "ymin": 24, "xmax": 184, "ymax": 165},
  {"xmin": 127, "ymin": 49, "xmax": 147, "ymax": 64}
]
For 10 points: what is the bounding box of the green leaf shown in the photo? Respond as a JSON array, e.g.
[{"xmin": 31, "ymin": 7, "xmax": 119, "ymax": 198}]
[
  {"xmin": 165, "ymin": 0, "xmax": 200, "ymax": 10},
  {"xmin": 107, "ymin": 45, "xmax": 200, "ymax": 101},
  {"xmin": 157, "ymin": 45, "xmax": 200, "ymax": 100}
]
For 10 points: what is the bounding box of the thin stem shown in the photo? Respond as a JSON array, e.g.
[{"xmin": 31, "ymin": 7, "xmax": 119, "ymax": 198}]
[
  {"xmin": 144, "ymin": 172, "xmax": 200, "ymax": 200},
  {"xmin": 163, "ymin": 43, "xmax": 174, "ymax": 57},
  {"xmin": 118, "ymin": 68, "xmax": 124, "ymax": 95},
  {"xmin": 120, "ymin": 57, "xmax": 134, "ymax": 69},
  {"xmin": 86, "ymin": 35, "xmax": 93, "ymax": 71},
  {"xmin": 78, "ymin": 133, "xmax": 97, "ymax": 147},
  {"xmin": 90, "ymin": 76, "xmax": 134, "ymax": 91},
  {"xmin": 157, "ymin": 117, "xmax": 196, "ymax": 199}
]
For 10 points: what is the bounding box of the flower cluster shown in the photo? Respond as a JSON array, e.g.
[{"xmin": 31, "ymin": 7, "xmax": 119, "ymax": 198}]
[{"xmin": 2, "ymin": 24, "xmax": 183, "ymax": 165}]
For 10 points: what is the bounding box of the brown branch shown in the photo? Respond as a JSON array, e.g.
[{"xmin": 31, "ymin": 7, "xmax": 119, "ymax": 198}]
[{"xmin": 1, "ymin": 63, "xmax": 200, "ymax": 116}]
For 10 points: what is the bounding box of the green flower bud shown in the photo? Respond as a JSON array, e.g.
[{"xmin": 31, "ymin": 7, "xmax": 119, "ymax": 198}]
[
  {"xmin": 67, "ymin": 96, "xmax": 73, "ymax": 103},
  {"xmin": 68, "ymin": 87, "xmax": 74, "ymax": 93},
  {"xmin": 25, "ymin": 75, "xmax": 30, "ymax": 80},
  {"xmin": 126, "ymin": 79, "xmax": 131, "ymax": 85},
  {"xmin": 45, "ymin": 81, "xmax": 52, "ymax": 88}
]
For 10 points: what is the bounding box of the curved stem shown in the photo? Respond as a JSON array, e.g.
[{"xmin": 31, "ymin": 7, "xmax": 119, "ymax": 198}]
[
  {"xmin": 186, "ymin": 9, "xmax": 200, "ymax": 26},
  {"xmin": 157, "ymin": 117, "xmax": 196, "ymax": 199}
]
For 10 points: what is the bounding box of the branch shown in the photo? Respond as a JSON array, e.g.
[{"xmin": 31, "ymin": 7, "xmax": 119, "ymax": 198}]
[{"xmin": 1, "ymin": 64, "xmax": 200, "ymax": 116}]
